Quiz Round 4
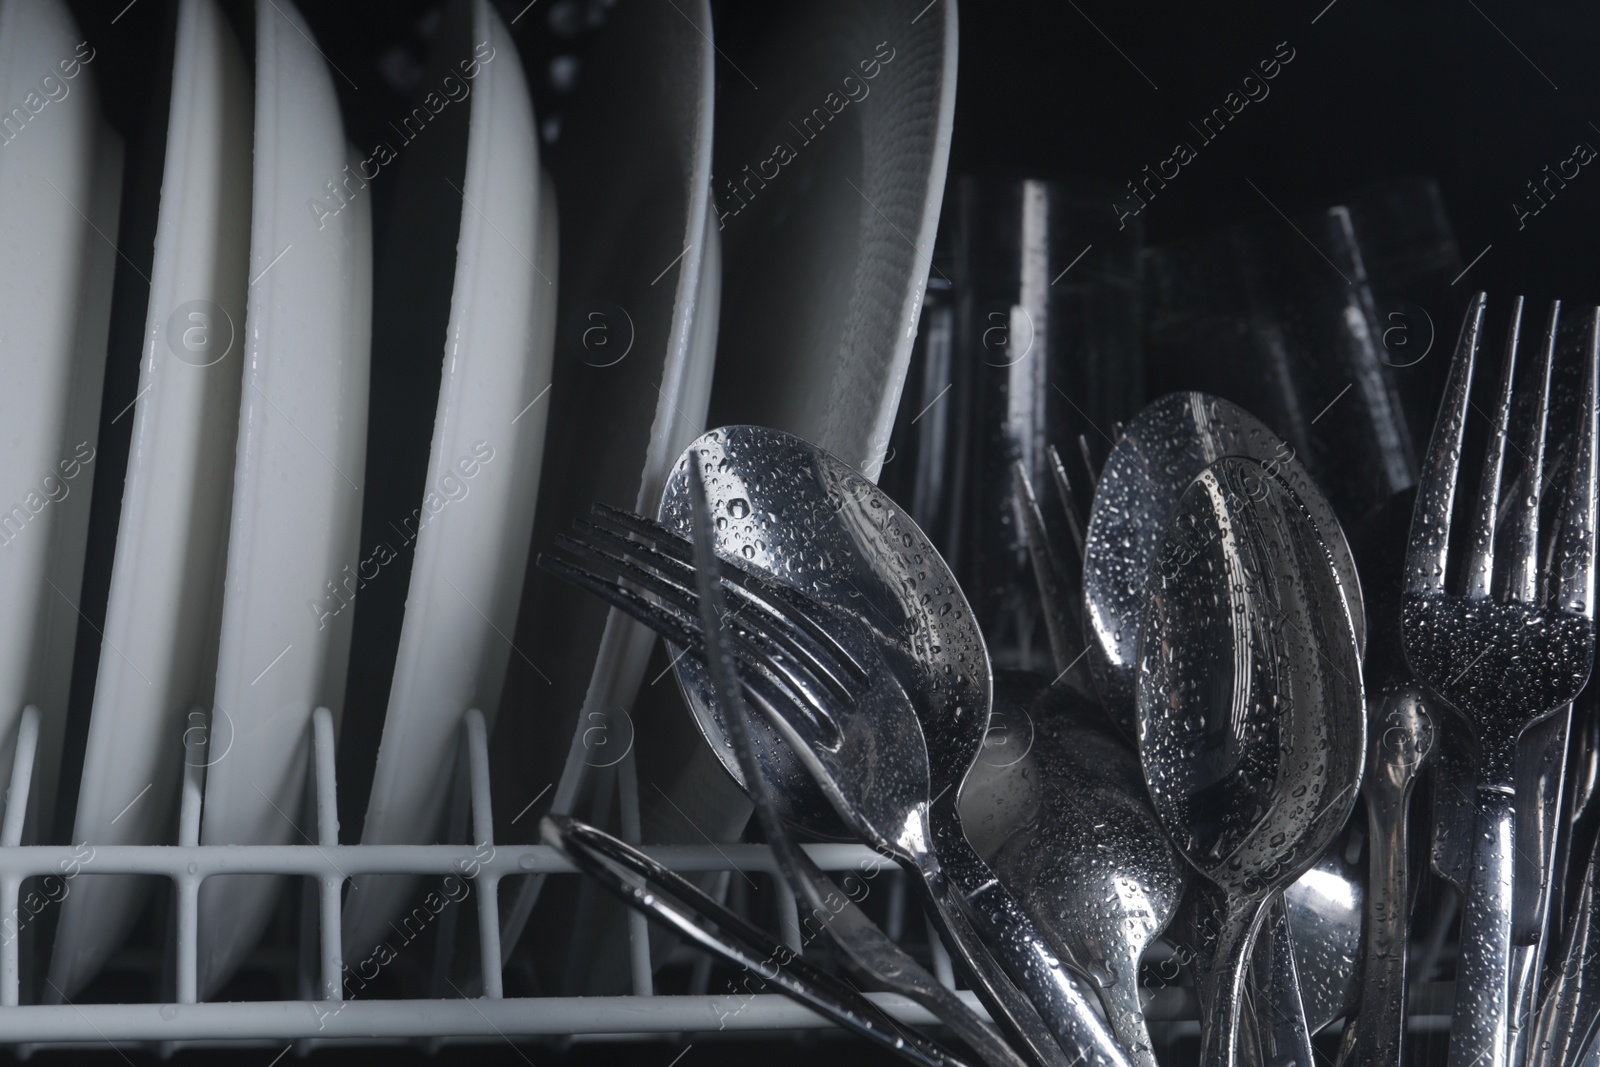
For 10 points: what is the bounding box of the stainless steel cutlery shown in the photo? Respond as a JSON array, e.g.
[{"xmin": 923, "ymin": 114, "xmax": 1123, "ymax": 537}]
[
  {"xmin": 1401, "ymin": 295, "xmax": 1598, "ymax": 1067},
  {"xmin": 533, "ymin": 290, "xmax": 1600, "ymax": 1067}
]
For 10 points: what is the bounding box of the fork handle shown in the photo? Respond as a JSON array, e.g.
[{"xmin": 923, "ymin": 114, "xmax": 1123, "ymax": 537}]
[
  {"xmin": 543, "ymin": 815, "xmax": 974, "ymax": 1067},
  {"xmin": 920, "ymin": 833, "xmax": 1135, "ymax": 1067},
  {"xmin": 784, "ymin": 848, "xmax": 1032, "ymax": 1067},
  {"xmin": 1448, "ymin": 785, "xmax": 1517, "ymax": 1067}
]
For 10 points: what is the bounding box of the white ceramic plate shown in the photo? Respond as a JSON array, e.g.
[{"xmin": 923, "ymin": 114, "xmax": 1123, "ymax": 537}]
[
  {"xmin": 704, "ymin": 0, "xmax": 957, "ymax": 479},
  {"xmin": 488, "ymin": 0, "xmax": 719, "ymax": 971},
  {"xmin": 186, "ymin": 0, "xmax": 369, "ymax": 997},
  {"xmin": 47, "ymin": 0, "xmax": 244, "ymax": 1000},
  {"xmin": 0, "ymin": 0, "xmax": 120, "ymax": 848},
  {"xmin": 532, "ymin": 0, "xmax": 956, "ymax": 990},
  {"xmin": 341, "ymin": 0, "xmax": 555, "ymax": 965},
  {"xmin": 495, "ymin": 0, "xmax": 717, "ymax": 840}
]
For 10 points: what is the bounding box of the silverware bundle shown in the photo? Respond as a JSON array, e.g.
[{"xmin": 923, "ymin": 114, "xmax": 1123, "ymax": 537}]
[{"xmin": 538, "ymin": 293, "xmax": 1600, "ymax": 1067}]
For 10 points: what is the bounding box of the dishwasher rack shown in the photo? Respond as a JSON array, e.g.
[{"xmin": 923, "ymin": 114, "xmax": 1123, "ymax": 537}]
[
  {"xmin": 0, "ymin": 702, "xmax": 1457, "ymax": 1054},
  {"xmin": 0, "ymin": 703, "xmax": 979, "ymax": 1054}
]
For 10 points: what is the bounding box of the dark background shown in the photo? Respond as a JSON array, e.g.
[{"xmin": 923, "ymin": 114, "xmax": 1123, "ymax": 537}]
[{"xmin": 37, "ymin": 0, "xmax": 1600, "ymax": 1062}]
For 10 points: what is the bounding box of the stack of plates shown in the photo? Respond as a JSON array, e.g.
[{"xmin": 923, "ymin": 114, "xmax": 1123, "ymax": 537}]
[{"xmin": 0, "ymin": 0, "xmax": 954, "ymax": 1000}]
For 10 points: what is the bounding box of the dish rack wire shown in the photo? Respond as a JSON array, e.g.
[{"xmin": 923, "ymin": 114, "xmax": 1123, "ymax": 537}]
[
  {"xmin": 0, "ymin": 697, "xmax": 1466, "ymax": 1054},
  {"xmin": 0, "ymin": 702, "xmax": 993, "ymax": 1053}
]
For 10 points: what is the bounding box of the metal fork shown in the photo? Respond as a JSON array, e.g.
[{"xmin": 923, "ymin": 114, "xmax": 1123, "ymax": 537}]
[
  {"xmin": 1401, "ymin": 292, "xmax": 1598, "ymax": 1067},
  {"xmin": 540, "ymin": 505, "xmax": 1135, "ymax": 1067},
  {"xmin": 541, "ymin": 812, "xmax": 977, "ymax": 1067},
  {"xmin": 540, "ymin": 511, "xmax": 1086, "ymax": 1067}
]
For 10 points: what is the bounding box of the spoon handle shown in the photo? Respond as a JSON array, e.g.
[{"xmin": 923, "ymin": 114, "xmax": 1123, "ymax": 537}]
[
  {"xmin": 1248, "ymin": 898, "xmax": 1314, "ymax": 1067},
  {"xmin": 1196, "ymin": 892, "xmax": 1273, "ymax": 1067},
  {"xmin": 1446, "ymin": 785, "xmax": 1517, "ymax": 1067},
  {"xmin": 1509, "ymin": 704, "xmax": 1573, "ymax": 1067},
  {"xmin": 924, "ymin": 826, "xmax": 1135, "ymax": 1067},
  {"xmin": 1095, "ymin": 942, "xmax": 1163, "ymax": 1067},
  {"xmin": 1338, "ymin": 774, "xmax": 1416, "ymax": 1065}
]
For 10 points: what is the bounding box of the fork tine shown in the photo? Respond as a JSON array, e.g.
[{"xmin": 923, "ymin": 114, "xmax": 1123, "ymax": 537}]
[
  {"xmin": 591, "ymin": 505, "xmax": 869, "ymax": 685},
  {"xmin": 591, "ymin": 503, "xmax": 870, "ymax": 683},
  {"xmin": 1502, "ymin": 302, "xmax": 1560, "ymax": 604},
  {"xmin": 570, "ymin": 517, "xmax": 834, "ymax": 672},
  {"xmin": 1556, "ymin": 307, "xmax": 1600, "ymax": 620},
  {"xmin": 1406, "ymin": 292, "xmax": 1489, "ymax": 597},
  {"xmin": 573, "ymin": 517, "xmax": 697, "ymax": 582},
  {"xmin": 592, "ymin": 503, "xmax": 692, "ymax": 562},
  {"xmin": 538, "ymin": 552, "xmax": 707, "ymax": 655},
  {"xmin": 556, "ymin": 527, "xmax": 861, "ymax": 706},
  {"xmin": 537, "ymin": 551, "xmax": 841, "ymax": 734},
  {"xmin": 1462, "ymin": 296, "xmax": 1525, "ymax": 599}
]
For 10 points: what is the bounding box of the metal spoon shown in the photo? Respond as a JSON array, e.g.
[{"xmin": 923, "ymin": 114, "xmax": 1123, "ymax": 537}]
[
  {"xmin": 1077, "ymin": 397, "xmax": 1362, "ymax": 1055},
  {"xmin": 658, "ymin": 425, "xmax": 987, "ymax": 838},
  {"xmin": 681, "ymin": 453, "xmax": 1029, "ymax": 1067},
  {"xmin": 1084, "ymin": 391, "xmax": 1365, "ymax": 740},
  {"xmin": 658, "ymin": 425, "xmax": 1132, "ymax": 1067},
  {"xmin": 961, "ymin": 672, "xmax": 1189, "ymax": 1067},
  {"xmin": 1137, "ymin": 455, "xmax": 1366, "ymax": 1067}
]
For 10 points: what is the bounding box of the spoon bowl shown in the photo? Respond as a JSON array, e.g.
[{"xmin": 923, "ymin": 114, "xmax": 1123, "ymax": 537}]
[
  {"xmin": 962, "ymin": 673, "xmax": 1188, "ymax": 1067},
  {"xmin": 1086, "ymin": 392, "xmax": 1365, "ymax": 738},
  {"xmin": 1138, "ymin": 455, "xmax": 1366, "ymax": 1067},
  {"xmin": 1282, "ymin": 848, "xmax": 1364, "ymax": 1034},
  {"xmin": 658, "ymin": 425, "xmax": 990, "ymax": 836}
]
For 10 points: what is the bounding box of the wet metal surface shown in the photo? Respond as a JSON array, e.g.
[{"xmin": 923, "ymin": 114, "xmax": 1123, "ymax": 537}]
[
  {"xmin": 1084, "ymin": 392, "xmax": 1365, "ymax": 738},
  {"xmin": 1137, "ymin": 456, "xmax": 1366, "ymax": 1067}
]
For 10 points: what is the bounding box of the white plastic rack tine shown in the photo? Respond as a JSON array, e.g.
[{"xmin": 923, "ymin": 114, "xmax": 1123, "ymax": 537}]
[
  {"xmin": 422, "ymin": 729, "xmax": 472, "ymax": 1053},
  {"xmin": 925, "ymin": 913, "xmax": 957, "ymax": 991},
  {"xmin": 310, "ymin": 706, "xmax": 341, "ymax": 1005},
  {"xmin": 498, "ymin": 846, "xmax": 540, "ymax": 970},
  {"xmin": 462, "ymin": 708, "xmax": 503, "ymax": 999},
  {"xmin": 616, "ymin": 745, "xmax": 652, "ymax": 997},
  {"xmin": 175, "ymin": 704, "xmax": 208, "ymax": 1005},
  {"xmin": 777, "ymin": 879, "xmax": 803, "ymax": 956},
  {"xmin": 0, "ymin": 705, "xmax": 39, "ymax": 1007},
  {"xmin": 1, "ymin": 707, "xmax": 38, "ymax": 847}
]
